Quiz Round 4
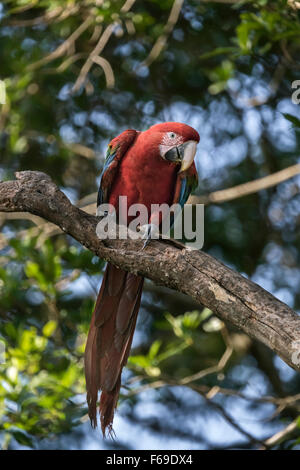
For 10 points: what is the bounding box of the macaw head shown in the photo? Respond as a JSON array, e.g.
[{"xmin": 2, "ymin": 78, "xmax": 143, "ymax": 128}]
[{"xmin": 142, "ymin": 122, "xmax": 200, "ymax": 173}]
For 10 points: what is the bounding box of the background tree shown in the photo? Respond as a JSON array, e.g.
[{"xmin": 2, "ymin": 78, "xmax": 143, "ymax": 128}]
[{"xmin": 0, "ymin": 0, "xmax": 300, "ymax": 450}]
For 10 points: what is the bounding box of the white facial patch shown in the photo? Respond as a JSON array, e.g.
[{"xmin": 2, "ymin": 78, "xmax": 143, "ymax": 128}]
[{"xmin": 159, "ymin": 132, "xmax": 184, "ymax": 157}]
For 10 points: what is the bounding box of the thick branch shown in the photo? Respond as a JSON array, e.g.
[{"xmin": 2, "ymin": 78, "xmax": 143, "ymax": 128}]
[{"xmin": 1, "ymin": 171, "xmax": 300, "ymax": 373}]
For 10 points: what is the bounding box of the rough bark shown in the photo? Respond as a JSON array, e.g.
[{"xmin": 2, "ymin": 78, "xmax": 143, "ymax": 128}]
[{"xmin": 1, "ymin": 171, "xmax": 300, "ymax": 372}]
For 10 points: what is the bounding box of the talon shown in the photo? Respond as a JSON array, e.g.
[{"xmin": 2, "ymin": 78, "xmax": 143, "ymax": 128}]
[
  {"xmin": 139, "ymin": 223, "xmax": 159, "ymax": 250},
  {"xmin": 141, "ymin": 238, "xmax": 150, "ymax": 251},
  {"xmin": 96, "ymin": 207, "xmax": 109, "ymax": 218}
]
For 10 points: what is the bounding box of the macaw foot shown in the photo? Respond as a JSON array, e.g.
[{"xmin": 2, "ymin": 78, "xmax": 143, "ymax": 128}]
[
  {"xmin": 139, "ymin": 223, "xmax": 160, "ymax": 250},
  {"xmin": 96, "ymin": 207, "xmax": 109, "ymax": 218}
]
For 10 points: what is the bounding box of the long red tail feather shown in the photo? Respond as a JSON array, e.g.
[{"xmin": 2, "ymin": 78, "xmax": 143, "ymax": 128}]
[{"xmin": 84, "ymin": 263, "xmax": 143, "ymax": 436}]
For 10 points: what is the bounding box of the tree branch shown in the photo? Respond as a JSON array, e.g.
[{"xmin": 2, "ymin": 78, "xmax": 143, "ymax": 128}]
[
  {"xmin": 139, "ymin": 0, "xmax": 184, "ymax": 69},
  {"xmin": 263, "ymin": 419, "xmax": 299, "ymax": 449},
  {"xmin": 72, "ymin": 0, "xmax": 136, "ymax": 92},
  {"xmin": 189, "ymin": 163, "xmax": 300, "ymax": 205},
  {"xmin": 1, "ymin": 171, "xmax": 300, "ymax": 373},
  {"xmin": 1, "ymin": 162, "xmax": 298, "ymax": 250}
]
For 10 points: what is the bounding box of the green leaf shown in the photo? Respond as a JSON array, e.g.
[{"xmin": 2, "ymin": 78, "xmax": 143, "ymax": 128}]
[
  {"xmin": 283, "ymin": 113, "xmax": 300, "ymax": 129},
  {"xmin": 128, "ymin": 355, "xmax": 150, "ymax": 369},
  {"xmin": 11, "ymin": 430, "xmax": 34, "ymax": 448},
  {"xmin": 42, "ymin": 321, "xmax": 57, "ymax": 338},
  {"xmin": 199, "ymin": 47, "xmax": 237, "ymax": 60},
  {"xmin": 148, "ymin": 340, "xmax": 162, "ymax": 360}
]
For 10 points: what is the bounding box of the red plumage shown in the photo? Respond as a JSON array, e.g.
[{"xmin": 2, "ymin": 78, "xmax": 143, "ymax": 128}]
[{"xmin": 84, "ymin": 122, "xmax": 199, "ymax": 436}]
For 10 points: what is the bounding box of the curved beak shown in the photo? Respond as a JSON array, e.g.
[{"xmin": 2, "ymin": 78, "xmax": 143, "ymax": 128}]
[{"xmin": 164, "ymin": 140, "xmax": 198, "ymax": 173}]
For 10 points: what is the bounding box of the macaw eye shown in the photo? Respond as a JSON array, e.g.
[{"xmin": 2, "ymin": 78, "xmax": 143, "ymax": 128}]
[{"xmin": 167, "ymin": 132, "xmax": 177, "ymax": 139}]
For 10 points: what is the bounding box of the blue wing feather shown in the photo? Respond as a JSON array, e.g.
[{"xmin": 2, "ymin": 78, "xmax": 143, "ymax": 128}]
[
  {"xmin": 178, "ymin": 173, "xmax": 198, "ymax": 207},
  {"xmin": 97, "ymin": 147, "xmax": 118, "ymax": 206},
  {"xmin": 170, "ymin": 171, "xmax": 198, "ymax": 228},
  {"xmin": 178, "ymin": 177, "xmax": 188, "ymax": 208},
  {"xmin": 97, "ymin": 129, "xmax": 138, "ymax": 208}
]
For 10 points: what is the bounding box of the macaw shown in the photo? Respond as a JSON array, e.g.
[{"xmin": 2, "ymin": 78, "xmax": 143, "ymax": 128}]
[{"xmin": 85, "ymin": 122, "xmax": 200, "ymax": 436}]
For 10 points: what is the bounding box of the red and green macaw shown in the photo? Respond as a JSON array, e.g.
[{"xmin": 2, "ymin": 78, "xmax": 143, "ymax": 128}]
[{"xmin": 85, "ymin": 122, "xmax": 200, "ymax": 436}]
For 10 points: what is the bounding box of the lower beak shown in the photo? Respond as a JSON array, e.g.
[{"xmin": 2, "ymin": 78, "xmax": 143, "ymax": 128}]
[{"xmin": 164, "ymin": 140, "xmax": 198, "ymax": 172}]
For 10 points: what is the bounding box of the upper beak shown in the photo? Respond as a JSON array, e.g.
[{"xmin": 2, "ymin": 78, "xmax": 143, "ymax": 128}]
[{"xmin": 164, "ymin": 140, "xmax": 198, "ymax": 172}]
